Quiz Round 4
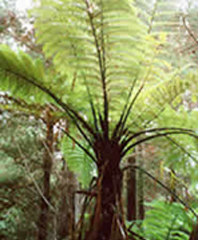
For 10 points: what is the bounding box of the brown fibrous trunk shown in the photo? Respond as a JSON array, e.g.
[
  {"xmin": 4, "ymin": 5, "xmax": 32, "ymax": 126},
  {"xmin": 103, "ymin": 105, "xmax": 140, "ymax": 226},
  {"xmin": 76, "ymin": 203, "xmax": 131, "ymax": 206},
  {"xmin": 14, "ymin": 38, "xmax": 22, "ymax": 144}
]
[{"xmin": 86, "ymin": 139, "xmax": 126, "ymax": 240}]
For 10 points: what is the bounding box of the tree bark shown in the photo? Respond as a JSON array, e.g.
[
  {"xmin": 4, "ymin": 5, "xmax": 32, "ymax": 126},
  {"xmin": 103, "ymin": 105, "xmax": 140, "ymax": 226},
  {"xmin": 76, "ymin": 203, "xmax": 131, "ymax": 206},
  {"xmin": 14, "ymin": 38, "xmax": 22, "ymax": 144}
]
[
  {"xmin": 57, "ymin": 163, "xmax": 76, "ymax": 240},
  {"xmin": 189, "ymin": 222, "xmax": 198, "ymax": 240},
  {"xmin": 37, "ymin": 110, "xmax": 54, "ymax": 240},
  {"xmin": 86, "ymin": 140, "xmax": 125, "ymax": 240},
  {"xmin": 127, "ymin": 156, "xmax": 137, "ymax": 221},
  {"xmin": 86, "ymin": 168, "xmax": 123, "ymax": 240},
  {"xmin": 170, "ymin": 169, "xmax": 177, "ymax": 203},
  {"xmin": 138, "ymin": 146, "xmax": 144, "ymax": 221}
]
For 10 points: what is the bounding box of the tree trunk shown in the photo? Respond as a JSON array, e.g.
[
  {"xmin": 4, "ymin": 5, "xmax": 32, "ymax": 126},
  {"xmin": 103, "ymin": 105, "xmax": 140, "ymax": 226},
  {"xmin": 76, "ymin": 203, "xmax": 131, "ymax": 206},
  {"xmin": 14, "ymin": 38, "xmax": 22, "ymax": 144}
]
[
  {"xmin": 57, "ymin": 163, "xmax": 76, "ymax": 240},
  {"xmin": 170, "ymin": 169, "xmax": 177, "ymax": 203},
  {"xmin": 138, "ymin": 171, "xmax": 144, "ymax": 220},
  {"xmin": 86, "ymin": 140, "xmax": 126, "ymax": 240},
  {"xmin": 37, "ymin": 111, "xmax": 54, "ymax": 240},
  {"xmin": 127, "ymin": 156, "xmax": 137, "ymax": 221},
  {"xmin": 189, "ymin": 222, "xmax": 198, "ymax": 240},
  {"xmin": 138, "ymin": 146, "xmax": 144, "ymax": 221},
  {"xmin": 86, "ymin": 168, "xmax": 123, "ymax": 240}
]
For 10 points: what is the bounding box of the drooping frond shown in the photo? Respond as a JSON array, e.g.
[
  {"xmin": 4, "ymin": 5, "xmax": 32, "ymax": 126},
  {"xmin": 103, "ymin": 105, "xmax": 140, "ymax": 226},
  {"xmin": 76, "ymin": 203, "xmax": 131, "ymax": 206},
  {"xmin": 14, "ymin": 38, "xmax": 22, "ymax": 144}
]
[
  {"xmin": 0, "ymin": 45, "xmax": 97, "ymax": 144},
  {"xmin": 121, "ymin": 127, "xmax": 198, "ymax": 157},
  {"xmin": 0, "ymin": 93, "xmax": 46, "ymax": 118},
  {"xmin": 0, "ymin": 45, "xmax": 48, "ymax": 103},
  {"xmin": 0, "ymin": 45, "xmax": 67, "ymax": 108},
  {"xmin": 0, "ymin": 93, "xmax": 71, "ymax": 124}
]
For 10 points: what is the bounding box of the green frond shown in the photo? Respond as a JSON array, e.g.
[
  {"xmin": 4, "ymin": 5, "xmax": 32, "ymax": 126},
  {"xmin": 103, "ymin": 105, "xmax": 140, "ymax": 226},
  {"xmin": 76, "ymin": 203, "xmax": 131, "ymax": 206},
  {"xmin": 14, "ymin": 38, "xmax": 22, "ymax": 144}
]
[
  {"xmin": 127, "ymin": 75, "xmax": 191, "ymax": 130},
  {"xmin": 135, "ymin": 0, "xmax": 181, "ymax": 34},
  {"xmin": 0, "ymin": 94, "xmax": 67, "ymax": 122},
  {"xmin": 32, "ymin": 0, "xmax": 147, "ymax": 111},
  {"xmin": 32, "ymin": 0, "xmax": 196, "ymax": 135},
  {"xmin": 140, "ymin": 200, "xmax": 192, "ymax": 240},
  {"xmin": 61, "ymin": 135, "xmax": 96, "ymax": 188},
  {"xmin": 0, "ymin": 45, "xmax": 49, "ymax": 103}
]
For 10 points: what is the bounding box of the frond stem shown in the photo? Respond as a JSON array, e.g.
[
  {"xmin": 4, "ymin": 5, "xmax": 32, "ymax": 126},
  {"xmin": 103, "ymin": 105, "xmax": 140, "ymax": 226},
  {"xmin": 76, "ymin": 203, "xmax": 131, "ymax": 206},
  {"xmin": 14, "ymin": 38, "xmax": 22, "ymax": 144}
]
[
  {"xmin": 60, "ymin": 128, "xmax": 97, "ymax": 164},
  {"xmin": 85, "ymin": 0, "xmax": 109, "ymax": 138},
  {"xmin": 121, "ymin": 127, "xmax": 195, "ymax": 148},
  {"xmin": 122, "ymin": 165, "xmax": 198, "ymax": 218},
  {"xmin": 112, "ymin": 75, "xmax": 138, "ymax": 139},
  {"xmin": 3, "ymin": 68, "xmax": 96, "ymax": 143},
  {"xmin": 121, "ymin": 130, "xmax": 198, "ymax": 157}
]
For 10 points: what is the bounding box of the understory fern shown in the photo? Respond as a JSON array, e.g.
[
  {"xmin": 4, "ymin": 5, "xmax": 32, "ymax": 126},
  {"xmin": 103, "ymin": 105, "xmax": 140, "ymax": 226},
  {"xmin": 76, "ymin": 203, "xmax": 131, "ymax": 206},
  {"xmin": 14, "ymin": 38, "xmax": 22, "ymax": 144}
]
[{"xmin": 131, "ymin": 200, "xmax": 193, "ymax": 240}]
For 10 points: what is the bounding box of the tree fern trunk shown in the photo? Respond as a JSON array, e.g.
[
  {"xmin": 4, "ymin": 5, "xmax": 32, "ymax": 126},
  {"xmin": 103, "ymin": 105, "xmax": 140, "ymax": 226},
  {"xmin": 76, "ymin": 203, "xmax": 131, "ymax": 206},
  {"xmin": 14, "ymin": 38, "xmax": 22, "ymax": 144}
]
[
  {"xmin": 38, "ymin": 110, "xmax": 54, "ymax": 240},
  {"xmin": 86, "ymin": 168, "xmax": 123, "ymax": 240},
  {"xmin": 86, "ymin": 140, "xmax": 125, "ymax": 240},
  {"xmin": 100, "ymin": 167, "xmax": 123, "ymax": 240}
]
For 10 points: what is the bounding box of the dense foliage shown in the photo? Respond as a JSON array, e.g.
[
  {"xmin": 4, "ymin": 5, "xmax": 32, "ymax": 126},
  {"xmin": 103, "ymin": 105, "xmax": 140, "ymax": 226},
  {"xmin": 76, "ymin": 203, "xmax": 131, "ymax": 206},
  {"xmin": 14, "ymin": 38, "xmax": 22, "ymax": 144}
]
[{"xmin": 1, "ymin": 0, "xmax": 198, "ymax": 240}]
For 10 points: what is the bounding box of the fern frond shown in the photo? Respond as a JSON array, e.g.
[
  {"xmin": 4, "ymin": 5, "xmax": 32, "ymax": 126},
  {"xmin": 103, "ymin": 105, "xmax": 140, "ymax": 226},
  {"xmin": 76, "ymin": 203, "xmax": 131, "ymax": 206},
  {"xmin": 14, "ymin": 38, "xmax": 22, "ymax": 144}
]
[
  {"xmin": 0, "ymin": 45, "xmax": 49, "ymax": 103},
  {"xmin": 61, "ymin": 135, "xmax": 96, "ymax": 188},
  {"xmin": 141, "ymin": 200, "xmax": 192, "ymax": 240},
  {"xmin": 125, "ymin": 73, "xmax": 192, "ymax": 131},
  {"xmin": 0, "ymin": 45, "xmax": 97, "ymax": 143},
  {"xmin": 32, "ymin": 0, "xmax": 147, "ymax": 124}
]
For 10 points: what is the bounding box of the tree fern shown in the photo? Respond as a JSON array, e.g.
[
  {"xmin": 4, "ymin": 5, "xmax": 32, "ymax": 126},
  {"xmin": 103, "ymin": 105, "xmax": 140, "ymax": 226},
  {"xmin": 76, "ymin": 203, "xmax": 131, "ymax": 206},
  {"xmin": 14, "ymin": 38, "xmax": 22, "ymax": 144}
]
[
  {"xmin": 0, "ymin": 0, "xmax": 198, "ymax": 239},
  {"xmin": 31, "ymin": 0, "xmax": 196, "ymax": 133}
]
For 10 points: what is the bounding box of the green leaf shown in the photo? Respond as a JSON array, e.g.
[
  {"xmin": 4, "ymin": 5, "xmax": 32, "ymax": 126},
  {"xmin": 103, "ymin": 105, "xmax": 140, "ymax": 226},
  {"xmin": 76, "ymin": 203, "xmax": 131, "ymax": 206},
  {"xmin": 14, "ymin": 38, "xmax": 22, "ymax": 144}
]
[{"xmin": 61, "ymin": 136, "xmax": 96, "ymax": 188}]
